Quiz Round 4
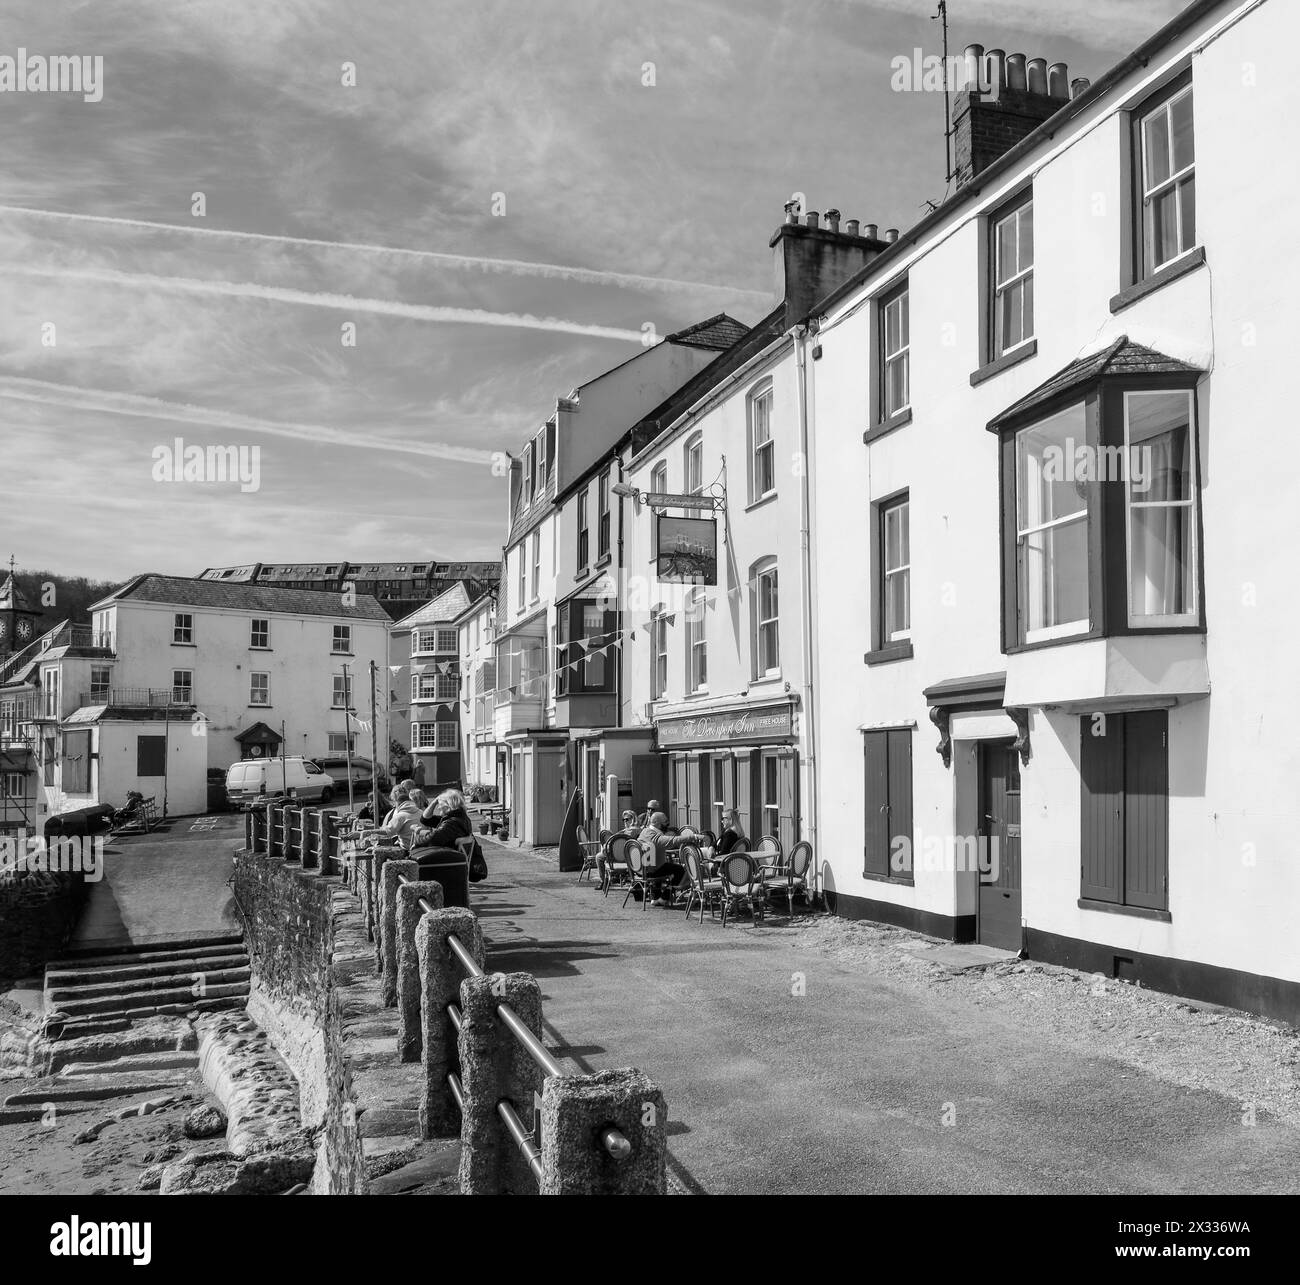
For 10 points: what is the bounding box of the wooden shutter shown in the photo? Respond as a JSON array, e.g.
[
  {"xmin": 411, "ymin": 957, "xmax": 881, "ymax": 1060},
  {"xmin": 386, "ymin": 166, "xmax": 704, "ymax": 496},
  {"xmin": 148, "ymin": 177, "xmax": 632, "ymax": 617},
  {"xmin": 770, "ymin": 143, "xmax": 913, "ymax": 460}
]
[
  {"xmin": 735, "ymin": 749, "xmax": 754, "ymax": 839},
  {"xmin": 1080, "ymin": 715, "xmax": 1123, "ymax": 903},
  {"xmin": 863, "ymin": 732, "xmax": 890, "ymax": 875},
  {"xmin": 1123, "ymin": 710, "xmax": 1168, "ymax": 910},
  {"xmin": 685, "ymin": 753, "xmax": 703, "ymax": 830},
  {"xmin": 777, "ymin": 752, "xmax": 797, "ymax": 853},
  {"xmin": 137, "ymin": 735, "xmax": 166, "ymax": 777},
  {"xmin": 886, "ymin": 730, "xmax": 912, "ymax": 873}
]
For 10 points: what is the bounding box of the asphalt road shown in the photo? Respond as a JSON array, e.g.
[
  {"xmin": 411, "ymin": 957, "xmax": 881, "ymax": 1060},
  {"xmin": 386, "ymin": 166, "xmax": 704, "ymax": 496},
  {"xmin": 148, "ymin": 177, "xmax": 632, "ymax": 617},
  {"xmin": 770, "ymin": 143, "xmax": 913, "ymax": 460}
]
[
  {"xmin": 66, "ymin": 813, "xmax": 242, "ymax": 951},
  {"xmin": 473, "ymin": 842, "xmax": 1300, "ymax": 1195}
]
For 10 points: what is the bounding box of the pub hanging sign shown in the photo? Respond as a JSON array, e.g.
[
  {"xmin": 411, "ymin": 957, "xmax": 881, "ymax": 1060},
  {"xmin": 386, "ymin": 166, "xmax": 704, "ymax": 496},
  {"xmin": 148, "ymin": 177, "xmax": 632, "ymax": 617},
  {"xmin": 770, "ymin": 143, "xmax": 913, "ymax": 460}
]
[{"xmin": 656, "ymin": 701, "xmax": 794, "ymax": 748}]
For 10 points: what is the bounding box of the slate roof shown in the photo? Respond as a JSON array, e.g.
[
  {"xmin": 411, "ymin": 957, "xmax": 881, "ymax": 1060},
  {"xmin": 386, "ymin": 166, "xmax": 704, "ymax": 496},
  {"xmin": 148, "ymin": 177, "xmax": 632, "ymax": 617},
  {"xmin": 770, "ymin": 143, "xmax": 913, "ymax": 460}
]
[
  {"xmin": 666, "ymin": 313, "xmax": 752, "ymax": 351},
  {"xmin": 986, "ymin": 336, "xmax": 1204, "ymax": 432},
  {"xmin": 94, "ymin": 574, "xmax": 390, "ymax": 621},
  {"xmin": 0, "ymin": 619, "xmax": 72, "ymax": 686},
  {"xmin": 392, "ymin": 582, "xmax": 472, "ymax": 629}
]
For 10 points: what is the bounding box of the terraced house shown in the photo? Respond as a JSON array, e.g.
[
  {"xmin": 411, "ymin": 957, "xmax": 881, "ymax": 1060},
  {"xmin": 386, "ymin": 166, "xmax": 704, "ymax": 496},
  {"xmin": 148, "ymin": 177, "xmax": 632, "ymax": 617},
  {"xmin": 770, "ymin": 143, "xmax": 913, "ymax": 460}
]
[{"xmin": 804, "ymin": 0, "xmax": 1300, "ymax": 1022}]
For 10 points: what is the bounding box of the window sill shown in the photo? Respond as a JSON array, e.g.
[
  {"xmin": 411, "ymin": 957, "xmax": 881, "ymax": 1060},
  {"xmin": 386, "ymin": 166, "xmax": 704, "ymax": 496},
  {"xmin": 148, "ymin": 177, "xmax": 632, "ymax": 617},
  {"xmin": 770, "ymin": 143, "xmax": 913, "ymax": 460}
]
[
  {"xmin": 863, "ymin": 406, "xmax": 912, "ymax": 444},
  {"xmin": 864, "ymin": 641, "xmax": 914, "ymax": 666},
  {"xmin": 171, "ymin": 641, "xmax": 197, "ymax": 648},
  {"xmin": 331, "ymin": 651, "xmax": 355, "ymax": 658},
  {"xmin": 745, "ymin": 493, "xmax": 779, "ymax": 514},
  {"xmin": 747, "ymin": 674, "xmax": 783, "ymax": 689},
  {"xmin": 1109, "ymin": 246, "xmax": 1206, "ymax": 314},
  {"xmin": 249, "ymin": 646, "xmax": 273, "ymax": 652},
  {"xmin": 596, "ymin": 552, "xmax": 612, "ymax": 569},
  {"xmin": 1077, "ymin": 897, "xmax": 1171, "ymax": 923},
  {"xmin": 969, "ymin": 339, "xmax": 1037, "ymax": 387},
  {"xmin": 862, "ymin": 870, "xmax": 914, "ymax": 888},
  {"xmin": 248, "ymin": 705, "xmax": 273, "ymax": 710}
]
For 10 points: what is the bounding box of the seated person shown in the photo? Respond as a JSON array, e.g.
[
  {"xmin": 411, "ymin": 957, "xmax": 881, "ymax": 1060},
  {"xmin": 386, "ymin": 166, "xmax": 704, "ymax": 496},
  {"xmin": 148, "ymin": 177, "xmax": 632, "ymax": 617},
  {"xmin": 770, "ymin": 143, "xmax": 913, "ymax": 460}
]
[
  {"xmin": 597, "ymin": 810, "xmax": 639, "ymax": 886},
  {"xmin": 716, "ymin": 808, "xmax": 747, "ymax": 855},
  {"xmin": 411, "ymin": 789, "xmax": 475, "ymax": 908},
  {"xmin": 635, "ymin": 811, "xmax": 688, "ymax": 907},
  {"xmin": 370, "ymin": 790, "xmax": 421, "ymax": 848},
  {"xmin": 378, "ymin": 784, "xmax": 408, "ymax": 830},
  {"xmin": 416, "ymin": 787, "xmax": 474, "ymax": 847},
  {"xmin": 637, "ymin": 798, "xmax": 662, "ymax": 828}
]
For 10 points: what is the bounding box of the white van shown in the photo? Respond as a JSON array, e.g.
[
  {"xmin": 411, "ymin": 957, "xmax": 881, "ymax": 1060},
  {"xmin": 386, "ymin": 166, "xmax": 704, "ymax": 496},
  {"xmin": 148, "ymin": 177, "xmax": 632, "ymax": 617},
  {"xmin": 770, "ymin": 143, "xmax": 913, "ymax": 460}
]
[{"xmin": 225, "ymin": 756, "xmax": 335, "ymax": 807}]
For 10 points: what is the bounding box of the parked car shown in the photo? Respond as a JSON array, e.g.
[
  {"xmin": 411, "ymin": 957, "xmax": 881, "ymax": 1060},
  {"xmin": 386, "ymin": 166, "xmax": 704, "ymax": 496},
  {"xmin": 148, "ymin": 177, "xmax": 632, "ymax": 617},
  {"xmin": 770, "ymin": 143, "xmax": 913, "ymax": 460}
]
[
  {"xmin": 225, "ymin": 756, "xmax": 335, "ymax": 807},
  {"xmin": 310, "ymin": 755, "xmax": 389, "ymax": 798}
]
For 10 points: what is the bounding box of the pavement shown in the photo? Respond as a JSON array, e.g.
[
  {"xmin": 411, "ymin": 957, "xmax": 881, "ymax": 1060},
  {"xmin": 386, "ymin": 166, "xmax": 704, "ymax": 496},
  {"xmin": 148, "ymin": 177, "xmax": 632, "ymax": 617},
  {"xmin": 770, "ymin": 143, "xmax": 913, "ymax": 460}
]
[
  {"xmin": 67, "ymin": 813, "xmax": 242, "ymax": 952},
  {"xmin": 472, "ymin": 841, "xmax": 1300, "ymax": 1195}
]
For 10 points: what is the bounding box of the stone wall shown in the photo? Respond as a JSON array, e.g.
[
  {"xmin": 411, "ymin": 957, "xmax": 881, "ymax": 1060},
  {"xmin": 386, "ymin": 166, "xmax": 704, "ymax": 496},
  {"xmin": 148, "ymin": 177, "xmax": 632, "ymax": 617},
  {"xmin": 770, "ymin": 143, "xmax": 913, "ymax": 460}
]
[
  {"xmin": 231, "ymin": 848, "xmax": 366, "ymax": 1194},
  {"xmin": 0, "ymin": 872, "xmax": 85, "ymax": 987}
]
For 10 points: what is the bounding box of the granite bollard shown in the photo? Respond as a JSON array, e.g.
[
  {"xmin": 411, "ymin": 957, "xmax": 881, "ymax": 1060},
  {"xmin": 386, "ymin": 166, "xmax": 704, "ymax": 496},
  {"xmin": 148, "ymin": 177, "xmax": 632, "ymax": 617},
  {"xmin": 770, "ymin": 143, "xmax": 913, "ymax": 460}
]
[
  {"xmin": 415, "ymin": 907, "xmax": 484, "ymax": 1138},
  {"xmin": 396, "ymin": 880, "xmax": 444, "ymax": 1062},
  {"xmin": 379, "ymin": 859, "xmax": 417, "ymax": 1007},
  {"xmin": 540, "ymin": 1069, "xmax": 667, "ymax": 1194},
  {"xmin": 457, "ymin": 971, "xmax": 543, "ymax": 1194}
]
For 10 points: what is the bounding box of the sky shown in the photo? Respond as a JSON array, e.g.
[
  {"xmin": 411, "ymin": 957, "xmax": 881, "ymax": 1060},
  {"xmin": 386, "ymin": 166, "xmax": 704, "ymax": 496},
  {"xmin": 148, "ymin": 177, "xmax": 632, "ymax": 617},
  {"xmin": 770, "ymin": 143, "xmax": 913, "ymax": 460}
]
[{"xmin": 0, "ymin": 0, "xmax": 1186, "ymax": 583}]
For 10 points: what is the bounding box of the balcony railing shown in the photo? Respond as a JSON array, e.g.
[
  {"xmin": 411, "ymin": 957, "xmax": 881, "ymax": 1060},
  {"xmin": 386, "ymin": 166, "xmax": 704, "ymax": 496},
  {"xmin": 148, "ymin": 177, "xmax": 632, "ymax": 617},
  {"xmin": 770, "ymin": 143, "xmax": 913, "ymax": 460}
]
[
  {"xmin": 78, "ymin": 686, "xmax": 195, "ymax": 709},
  {"xmin": 67, "ymin": 625, "xmax": 115, "ymax": 652}
]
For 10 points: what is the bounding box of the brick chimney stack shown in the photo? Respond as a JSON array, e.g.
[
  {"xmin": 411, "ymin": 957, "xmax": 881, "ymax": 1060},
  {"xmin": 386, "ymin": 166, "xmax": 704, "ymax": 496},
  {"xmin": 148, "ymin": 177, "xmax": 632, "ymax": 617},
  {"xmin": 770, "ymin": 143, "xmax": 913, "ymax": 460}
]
[
  {"xmin": 951, "ymin": 43, "xmax": 1088, "ymax": 189},
  {"xmin": 770, "ymin": 202, "xmax": 889, "ymax": 327}
]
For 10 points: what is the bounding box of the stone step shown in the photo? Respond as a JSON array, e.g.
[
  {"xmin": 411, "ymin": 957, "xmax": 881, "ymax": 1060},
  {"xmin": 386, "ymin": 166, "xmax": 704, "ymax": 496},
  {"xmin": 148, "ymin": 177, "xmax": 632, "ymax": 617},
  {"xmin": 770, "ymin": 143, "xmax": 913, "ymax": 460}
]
[
  {"xmin": 47, "ymin": 965, "xmax": 251, "ymax": 1002},
  {"xmin": 59, "ymin": 1051, "xmax": 199, "ymax": 1078},
  {"xmin": 57, "ymin": 981, "xmax": 250, "ymax": 1018},
  {"xmin": 48, "ymin": 935, "xmax": 245, "ymax": 969},
  {"xmin": 46, "ymin": 953, "xmax": 249, "ymax": 990},
  {"xmin": 49, "ymin": 1024, "xmax": 197, "ymax": 1071},
  {"xmin": 6, "ymin": 1078, "xmax": 193, "ymax": 1106}
]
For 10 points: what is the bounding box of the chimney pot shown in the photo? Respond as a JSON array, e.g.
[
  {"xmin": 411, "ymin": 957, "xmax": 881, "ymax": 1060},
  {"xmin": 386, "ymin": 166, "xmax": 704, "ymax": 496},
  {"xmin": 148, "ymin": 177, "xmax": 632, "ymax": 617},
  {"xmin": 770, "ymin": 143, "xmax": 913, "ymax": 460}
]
[
  {"xmin": 1026, "ymin": 57, "xmax": 1048, "ymax": 96},
  {"xmin": 1005, "ymin": 53, "xmax": 1027, "ymax": 92},
  {"xmin": 863, "ymin": 223, "xmax": 878, "ymax": 240},
  {"xmin": 1047, "ymin": 62, "xmax": 1070, "ymax": 99},
  {"xmin": 845, "ymin": 218, "xmax": 860, "ymax": 237},
  {"xmin": 963, "ymin": 43, "xmax": 984, "ymax": 92},
  {"xmin": 783, "ymin": 199, "xmax": 800, "ymax": 224},
  {"xmin": 883, "ymin": 228, "xmax": 899, "ymax": 244},
  {"xmin": 1071, "ymin": 76, "xmax": 1091, "ymax": 99},
  {"xmin": 824, "ymin": 208, "xmax": 841, "ymax": 233},
  {"xmin": 985, "ymin": 48, "xmax": 1006, "ymax": 97},
  {"xmin": 804, "ymin": 211, "xmax": 820, "ymax": 230}
]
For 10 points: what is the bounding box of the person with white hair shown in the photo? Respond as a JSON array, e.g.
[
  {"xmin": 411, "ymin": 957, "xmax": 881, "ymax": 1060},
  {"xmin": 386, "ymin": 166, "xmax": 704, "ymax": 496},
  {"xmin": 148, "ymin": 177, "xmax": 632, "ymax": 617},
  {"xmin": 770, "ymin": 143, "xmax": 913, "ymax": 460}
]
[{"xmin": 410, "ymin": 788, "xmax": 476, "ymax": 907}]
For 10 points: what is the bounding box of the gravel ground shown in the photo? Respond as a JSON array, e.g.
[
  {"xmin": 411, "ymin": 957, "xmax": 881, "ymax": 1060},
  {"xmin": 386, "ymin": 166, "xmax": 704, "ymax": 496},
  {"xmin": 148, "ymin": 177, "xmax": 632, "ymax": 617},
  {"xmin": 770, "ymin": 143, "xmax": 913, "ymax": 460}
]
[{"xmin": 790, "ymin": 914, "xmax": 1300, "ymax": 1128}]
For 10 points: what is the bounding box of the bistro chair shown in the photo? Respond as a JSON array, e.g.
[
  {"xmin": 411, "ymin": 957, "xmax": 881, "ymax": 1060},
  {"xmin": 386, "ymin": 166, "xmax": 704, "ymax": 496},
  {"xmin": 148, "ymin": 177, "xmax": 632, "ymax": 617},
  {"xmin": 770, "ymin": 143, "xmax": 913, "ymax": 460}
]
[
  {"xmin": 764, "ymin": 840, "xmax": 813, "ymax": 915},
  {"xmin": 679, "ymin": 844, "xmax": 725, "ymax": 924},
  {"xmin": 752, "ymin": 834, "xmax": 783, "ymax": 876},
  {"xmin": 720, "ymin": 853, "xmax": 766, "ymax": 927},
  {"xmin": 698, "ymin": 829, "xmax": 718, "ymax": 850},
  {"xmin": 603, "ymin": 834, "xmax": 633, "ymax": 896},
  {"xmin": 577, "ymin": 825, "xmax": 604, "ymax": 884},
  {"xmin": 621, "ymin": 840, "xmax": 652, "ymax": 911}
]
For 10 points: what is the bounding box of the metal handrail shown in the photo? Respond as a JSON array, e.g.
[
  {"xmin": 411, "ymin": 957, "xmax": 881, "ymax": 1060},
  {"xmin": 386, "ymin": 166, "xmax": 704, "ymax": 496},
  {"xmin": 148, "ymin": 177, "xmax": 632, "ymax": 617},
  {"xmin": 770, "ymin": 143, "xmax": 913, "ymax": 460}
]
[{"xmin": 396, "ymin": 872, "xmax": 631, "ymax": 1173}]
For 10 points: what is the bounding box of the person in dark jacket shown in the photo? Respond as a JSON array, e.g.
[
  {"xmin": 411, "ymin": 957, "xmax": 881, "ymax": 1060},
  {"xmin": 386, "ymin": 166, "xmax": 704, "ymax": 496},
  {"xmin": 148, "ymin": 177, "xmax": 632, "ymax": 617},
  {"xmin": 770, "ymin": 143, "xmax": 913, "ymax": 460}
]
[
  {"xmin": 411, "ymin": 788, "xmax": 474, "ymax": 906},
  {"xmin": 716, "ymin": 808, "xmax": 747, "ymax": 855}
]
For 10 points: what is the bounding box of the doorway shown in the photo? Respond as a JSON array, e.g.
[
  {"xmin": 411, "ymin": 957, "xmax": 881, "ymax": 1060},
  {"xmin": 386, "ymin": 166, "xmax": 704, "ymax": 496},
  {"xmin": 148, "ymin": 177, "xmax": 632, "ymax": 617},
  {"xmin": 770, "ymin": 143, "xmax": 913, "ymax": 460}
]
[{"xmin": 977, "ymin": 740, "xmax": 1022, "ymax": 950}]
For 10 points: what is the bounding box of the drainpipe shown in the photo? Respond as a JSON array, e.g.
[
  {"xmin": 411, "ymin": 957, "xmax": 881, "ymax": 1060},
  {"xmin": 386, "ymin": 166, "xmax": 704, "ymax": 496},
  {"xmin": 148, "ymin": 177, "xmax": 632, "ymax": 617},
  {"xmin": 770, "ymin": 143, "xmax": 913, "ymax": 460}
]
[{"xmin": 792, "ymin": 324, "xmax": 819, "ymax": 868}]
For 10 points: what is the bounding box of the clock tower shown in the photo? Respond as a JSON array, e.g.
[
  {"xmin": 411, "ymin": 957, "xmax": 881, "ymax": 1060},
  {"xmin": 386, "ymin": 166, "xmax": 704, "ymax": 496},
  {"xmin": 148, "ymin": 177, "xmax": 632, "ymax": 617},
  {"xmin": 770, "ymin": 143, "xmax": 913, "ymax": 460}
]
[{"xmin": 0, "ymin": 558, "xmax": 43, "ymax": 660}]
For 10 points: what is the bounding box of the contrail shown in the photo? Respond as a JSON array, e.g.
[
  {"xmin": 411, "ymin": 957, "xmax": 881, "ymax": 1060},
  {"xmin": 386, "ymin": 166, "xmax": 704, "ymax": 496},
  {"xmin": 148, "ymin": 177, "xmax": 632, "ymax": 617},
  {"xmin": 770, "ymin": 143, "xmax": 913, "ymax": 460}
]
[
  {"xmin": 0, "ymin": 204, "xmax": 770, "ymax": 300},
  {"xmin": 7, "ymin": 263, "xmax": 651, "ymax": 342},
  {"xmin": 0, "ymin": 375, "xmax": 499, "ymax": 464}
]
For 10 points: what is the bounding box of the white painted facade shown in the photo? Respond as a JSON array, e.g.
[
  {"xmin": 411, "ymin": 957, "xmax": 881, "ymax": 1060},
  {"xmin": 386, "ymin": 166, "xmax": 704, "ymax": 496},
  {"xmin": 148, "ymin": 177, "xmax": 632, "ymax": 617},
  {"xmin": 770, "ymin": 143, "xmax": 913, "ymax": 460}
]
[{"xmin": 807, "ymin": 0, "xmax": 1300, "ymax": 1016}]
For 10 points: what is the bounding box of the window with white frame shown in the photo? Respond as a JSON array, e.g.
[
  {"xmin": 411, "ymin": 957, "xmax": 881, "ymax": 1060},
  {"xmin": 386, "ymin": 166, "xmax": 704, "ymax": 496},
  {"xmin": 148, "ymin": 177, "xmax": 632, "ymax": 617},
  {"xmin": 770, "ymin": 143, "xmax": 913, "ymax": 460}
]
[
  {"xmin": 1125, "ymin": 390, "xmax": 1197, "ymax": 625},
  {"xmin": 436, "ymin": 628, "xmax": 456, "ymax": 653},
  {"xmin": 685, "ymin": 588, "xmax": 707, "ymax": 693},
  {"xmin": 684, "ymin": 433, "xmax": 704, "ymax": 495},
  {"xmin": 437, "ymin": 672, "xmax": 458, "ymax": 700},
  {"xmin": 332, "ymin": 673, "xmax": 349, "ymax": 708},
  {"xmin": 1015, "ymin": 403, "xmax": 1091, "ymax": 642},
  {"xmin": 90, "ymin": 666, "xmax": 110, "ymax": 702},
  {"xmin": 577, "ymin": 490, "xmax": 590, "ymax": 569},
  {"xmin": 172, "ymin": 669, "xmax": 193, "ymax": 703},
  {"xmin": 651, "ymin": 610, "xmax": 669, "ymax": 700},
  {"xmin": 753, "ymin": 560, "xmax": 780, "ymax": 677},
  {"xmin": 332, "ymin": 624, "xmax": 351, "ymax": 653},
  {"xmin": 327, "ymin": 733, "xmax": 355, "ymax": 753},
  {"xmin": 992, "ymin": 198, "xmax": 1034, "ymax": 357},
  {"xmin": 1136, "ymin": 79, "xmax": 1195, "ymax": 278},
  {"xmin": 436, "ymin": 721, "xmax": 457, "ymax": 750},
  {"xmin": 530, "ymin": 531, "xmax": 541, "ymax": 600},
  {"xmin": 42, "ymin": 670, "xmax": 58, "ymax": 718},
  {"xmin": 749, "ymin": 381, "xmax": 775, "ymax": 501},
  {"xmin": 249, "ymin": 672, "xmax": 269, "ymax": 706},
  {"xmin": 250, "ymin": 618, "xmax": 269, "ymax": 648},
  {"xmin": 4, "ymin": 771, "xmax": 24, "ymax": 798},
  {"xmin": 414, "ymin": 628, "xmax": 436, "ymax": 654},
  {"xmin": 649, "ymin": 461, "xmax": 668, "ymax": 556},
  {"xmin": 881, "ymin": 282, "xmax": 910, "ymax": 419},
  {"xmin": 413, "ymin": 673, "xmax": 435, "ymax": 701},
  {"xmin": 173, "ymin": 613, "xmax": 193, "ymax": 644},
  {"xmin": 516, "ymin": 543, "xmax": 526, "ymax": 612},
  {"xmin": 598, "ymin": 469, "xmax": 611, "ymax": 558},
  {"xmin": 881, "ymin": 496, "xmax": 911, "ymax": 642}
]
